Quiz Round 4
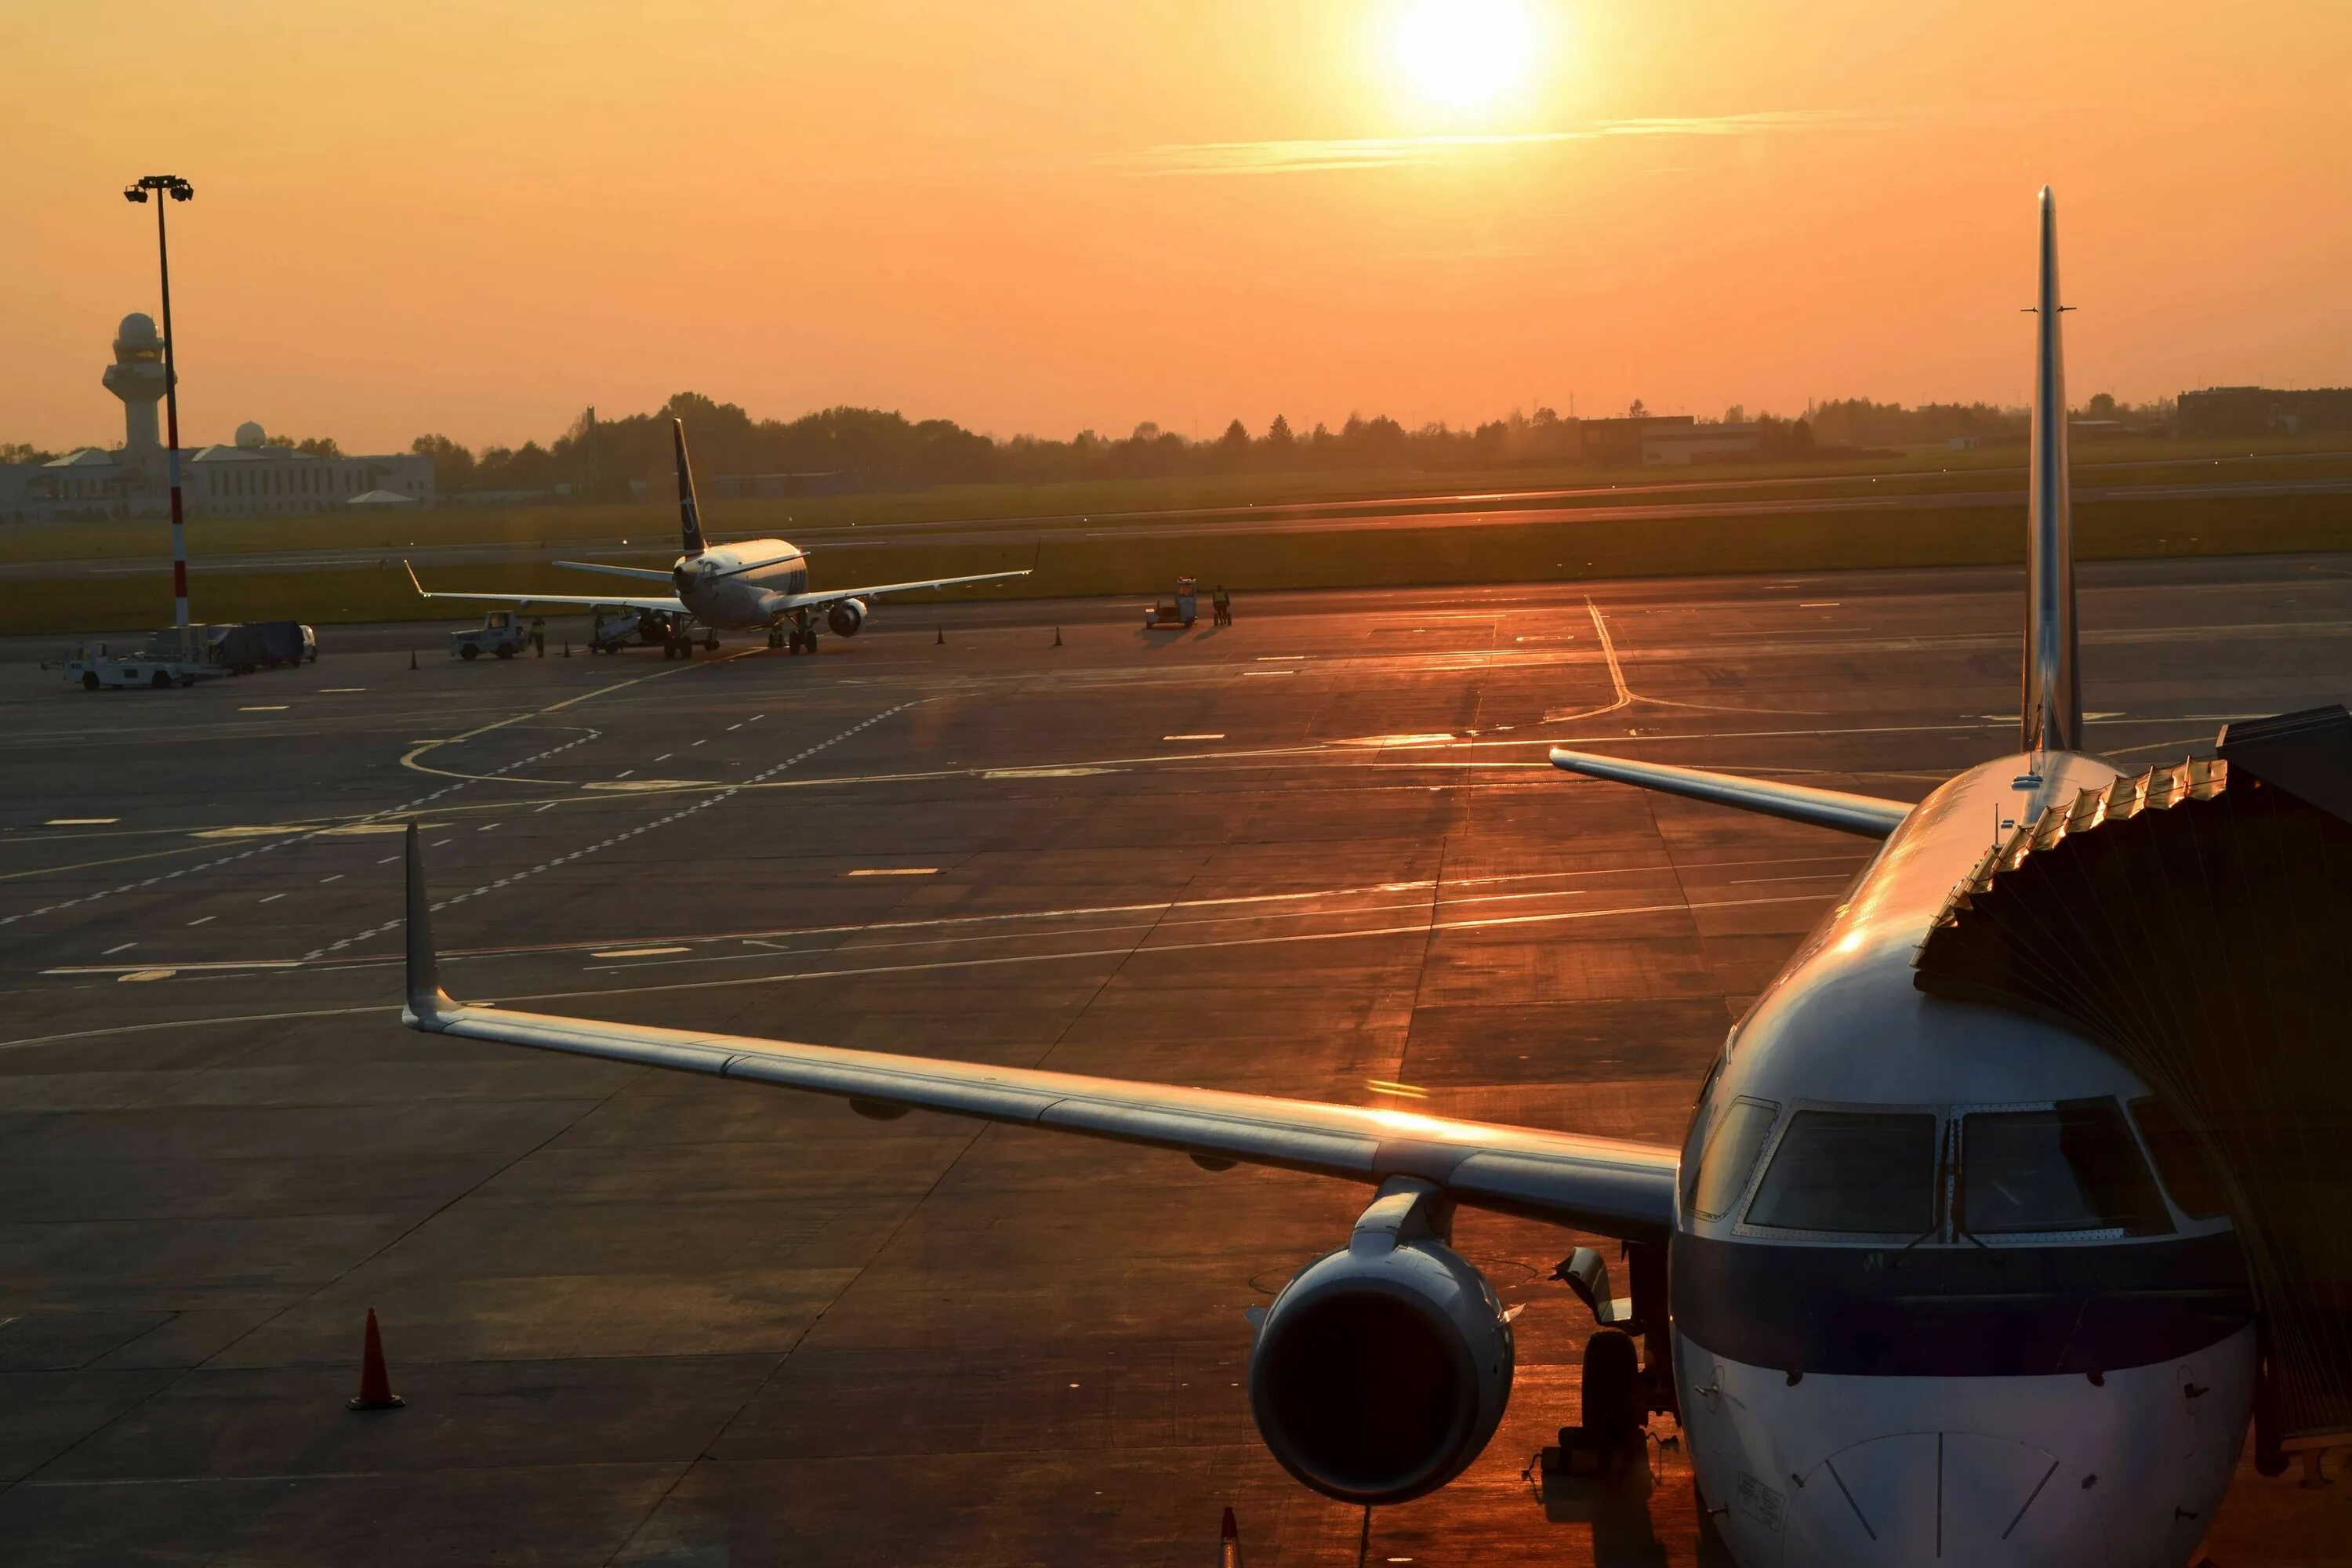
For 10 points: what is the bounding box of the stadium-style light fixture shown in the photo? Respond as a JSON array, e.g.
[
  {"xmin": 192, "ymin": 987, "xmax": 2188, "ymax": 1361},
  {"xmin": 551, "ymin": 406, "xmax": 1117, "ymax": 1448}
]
[{"xmin": 124, "ymin": 173, "xmax": 196, "ymax": 626}]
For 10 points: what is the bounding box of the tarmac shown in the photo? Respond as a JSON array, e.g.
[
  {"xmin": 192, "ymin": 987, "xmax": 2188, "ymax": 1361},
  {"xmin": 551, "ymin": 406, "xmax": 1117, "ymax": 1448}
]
[{"xmin": 1, "ymin": 557, "xmax": 2347, "ymax": 1566}]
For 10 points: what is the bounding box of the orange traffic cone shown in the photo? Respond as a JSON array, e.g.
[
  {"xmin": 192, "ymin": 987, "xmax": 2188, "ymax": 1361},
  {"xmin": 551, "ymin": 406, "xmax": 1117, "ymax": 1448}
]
[
  {"xmin": 936, "ymin": 625, "xmax": 946, "ymax": 645},
  {"xmin": 347, "ymin": 1308, "xmax": 406, "ymax": 1410},
  {"xmin": 1053, "ymin": 625, "xmax": 1063, "ymax": 647},
  {"xmin": 1218, "ymin": 1506, "xmax": 1242, "ymax": 1567}
]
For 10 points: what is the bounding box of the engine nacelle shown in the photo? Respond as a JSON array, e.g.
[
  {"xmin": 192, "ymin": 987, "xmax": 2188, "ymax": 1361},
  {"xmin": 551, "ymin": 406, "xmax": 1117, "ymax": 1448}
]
[
  {"xmin": 826, "ymin": 598, "xmax": 868, "ymax": 637},
  {"xmin": 1247, "ymin": 1181, "xmax": 1514, "ymax": 1505}
]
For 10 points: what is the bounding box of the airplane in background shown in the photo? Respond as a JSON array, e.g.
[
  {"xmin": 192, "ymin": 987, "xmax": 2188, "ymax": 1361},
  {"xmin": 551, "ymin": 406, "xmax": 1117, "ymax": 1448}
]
[
  {"xmin": 396, "ymin": 194, "xmax": 2347, "ymax": 1564},
  {"xmin": 407, "ymin": 419, "xmax": 1029, "ymax": 657}
]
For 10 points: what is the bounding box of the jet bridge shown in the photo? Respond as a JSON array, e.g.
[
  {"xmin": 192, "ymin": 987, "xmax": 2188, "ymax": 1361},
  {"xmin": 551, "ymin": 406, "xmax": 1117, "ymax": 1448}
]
[{"xmin": 1911, "ymin": 706, "xmax": 2352, "ymax": 1472}]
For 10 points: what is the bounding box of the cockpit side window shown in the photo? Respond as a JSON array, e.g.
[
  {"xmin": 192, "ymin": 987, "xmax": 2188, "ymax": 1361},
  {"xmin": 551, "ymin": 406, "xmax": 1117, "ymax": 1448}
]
[
  {"xmin": 2128, "ymin": 1094, "xmax": 2230, "ymax": 1221},
  {"xmin": 1678, "ymin": 1058, "xmax": 1726, "ymax": 1210},
  {"xmin": 1958, "ymin": 1098, "xmax": 2172, "ymax": 1237},
  {"xmin": 1689, "ymin": 1098, "xmax": 1779, "ymax": 1220},
  {"xmin": 1745, "ymin": 1110, "xmax": 1939, "ymax": 1235}
]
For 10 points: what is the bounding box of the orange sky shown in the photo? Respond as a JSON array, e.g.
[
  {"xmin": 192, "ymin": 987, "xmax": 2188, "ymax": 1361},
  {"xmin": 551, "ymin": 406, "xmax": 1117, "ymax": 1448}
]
[{"xmin": 5, "ymin": 0, "xmax": 2347, "ymax": 454}]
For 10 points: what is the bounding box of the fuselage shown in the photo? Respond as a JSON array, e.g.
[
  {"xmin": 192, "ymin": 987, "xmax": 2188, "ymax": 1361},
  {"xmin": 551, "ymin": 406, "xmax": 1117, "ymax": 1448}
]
[
  {"xmin": 672, "ymin": 539, "xmax": 808, "ymax": 627},
  {"xmin": 1672, "ymin": 752, "xmax": 2254, "ymax": 1566}
]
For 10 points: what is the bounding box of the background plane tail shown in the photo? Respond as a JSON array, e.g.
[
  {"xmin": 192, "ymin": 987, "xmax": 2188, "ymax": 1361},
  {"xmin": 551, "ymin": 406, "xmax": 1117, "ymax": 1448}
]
[
  {"xmin": 673, "ymin": 419, "xmax": 707, "ymax": 558},
  {"xmin": 2022, "ymin": 185, "xmax": 2082, "ymax": 757}
]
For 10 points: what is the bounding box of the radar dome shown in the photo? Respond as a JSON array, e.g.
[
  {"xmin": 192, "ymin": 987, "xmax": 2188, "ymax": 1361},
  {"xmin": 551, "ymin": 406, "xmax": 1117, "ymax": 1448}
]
[
  {"xmin": 234, "ymin": 420, "xmax": 267, "ymax": 449},
  {"xmin": 118, "ymin": 312, "xmax": 159, "ymax": 342}
]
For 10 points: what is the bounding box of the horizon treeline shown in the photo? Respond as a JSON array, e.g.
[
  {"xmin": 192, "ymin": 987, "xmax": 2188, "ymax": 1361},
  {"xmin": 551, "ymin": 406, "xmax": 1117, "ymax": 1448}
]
[{"xmin": 5, "ymin": 388, "xmax": 2174, "ymax": 496}]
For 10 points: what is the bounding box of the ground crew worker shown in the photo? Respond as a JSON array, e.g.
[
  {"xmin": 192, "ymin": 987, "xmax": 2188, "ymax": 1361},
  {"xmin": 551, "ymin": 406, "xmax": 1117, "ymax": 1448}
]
[
  {"xmin": 530, "ymin": 615, "xmax": 546, "ymax": 657},
  {"xmin": 1212, "ymin": 584, "xmax": 1232, "ymax": 626}
]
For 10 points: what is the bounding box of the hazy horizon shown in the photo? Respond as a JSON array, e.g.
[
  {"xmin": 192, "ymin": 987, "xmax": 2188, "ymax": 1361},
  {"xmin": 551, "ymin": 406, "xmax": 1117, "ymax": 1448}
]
[{"xmin": 7, "ymin": 1, "xmax": 2347, "ymax": 456}]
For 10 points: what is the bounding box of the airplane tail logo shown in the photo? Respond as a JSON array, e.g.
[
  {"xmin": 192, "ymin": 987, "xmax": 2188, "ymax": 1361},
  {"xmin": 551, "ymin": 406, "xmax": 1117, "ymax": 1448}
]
[{"xmin": 673, "ymin": 419, "xmax": 707, "ymax": 558}]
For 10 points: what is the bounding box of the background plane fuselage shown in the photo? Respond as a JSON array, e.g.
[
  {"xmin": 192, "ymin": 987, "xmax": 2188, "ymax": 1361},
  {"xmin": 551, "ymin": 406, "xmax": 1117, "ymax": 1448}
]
[{"xmin": 673, "ymin": 540, "xmax": 808, "ymax": 628}]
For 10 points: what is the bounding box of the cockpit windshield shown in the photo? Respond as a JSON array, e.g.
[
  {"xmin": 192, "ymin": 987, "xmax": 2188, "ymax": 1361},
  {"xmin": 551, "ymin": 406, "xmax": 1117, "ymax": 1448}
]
[
  {"xmin": 1746, "ymin": 1110, "xmax": 1938, "ymax": 1234},
  {"xmin": 1958, "ymin": 1099, "xmax": 2171, "ymax": 1236}
]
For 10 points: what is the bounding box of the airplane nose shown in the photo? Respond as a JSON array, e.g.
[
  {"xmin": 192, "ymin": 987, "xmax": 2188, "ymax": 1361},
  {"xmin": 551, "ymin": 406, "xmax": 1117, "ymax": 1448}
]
[{"xmin": 1787, "ymin": 1431, "xmax": 2105, "ymax": 1563}]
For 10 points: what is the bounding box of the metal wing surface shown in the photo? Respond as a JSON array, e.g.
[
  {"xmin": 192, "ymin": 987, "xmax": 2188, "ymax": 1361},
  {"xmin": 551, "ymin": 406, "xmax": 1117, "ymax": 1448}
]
[{"xmin": 397, "ymin": 826, "xmax": 1677, "ymax": 1238}]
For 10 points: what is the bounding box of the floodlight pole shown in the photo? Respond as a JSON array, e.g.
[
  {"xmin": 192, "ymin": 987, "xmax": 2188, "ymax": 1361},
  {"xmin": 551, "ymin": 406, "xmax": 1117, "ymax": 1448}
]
[{"xmin": 128, "ymin": 175, "xmax": 194, "ymax": 628}]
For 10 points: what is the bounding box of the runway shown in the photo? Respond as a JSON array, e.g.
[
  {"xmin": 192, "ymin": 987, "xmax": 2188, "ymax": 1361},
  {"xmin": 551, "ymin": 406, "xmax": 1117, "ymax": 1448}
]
[{"xmin": 1, "ymin": 559, "xmax": 2347, "ymax": 1565}]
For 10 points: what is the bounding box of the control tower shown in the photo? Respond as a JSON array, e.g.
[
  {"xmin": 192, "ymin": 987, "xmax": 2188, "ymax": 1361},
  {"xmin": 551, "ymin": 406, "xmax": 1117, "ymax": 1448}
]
[{"xmin": 102, "ymin": 312, "xmax": 168, "ymax": 470}]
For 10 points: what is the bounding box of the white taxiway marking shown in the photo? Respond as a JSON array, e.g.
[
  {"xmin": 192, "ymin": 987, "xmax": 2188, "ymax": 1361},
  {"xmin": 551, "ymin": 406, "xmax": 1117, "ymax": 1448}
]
[
  {"xmin": 238, "ymin": 705, "xmax": 289, "ymax": 712},
  {"xmin": 847, "ymin": 867, "xmax": 940, "ymax": 877},
  {"xmin": 103, "ymin": 942, "xmax": 136, "ymax": 955},
  {"xmin": 1164, "ymin": 733, "xmax": 1224, "ymax": 740},
  {"xmin": 1244, "ymin": 670, "xmax": 1293, "ymax": 677},
  {"xmin": 319, "ymin": 874, "xmax": 343, "ymax": 884},
  {"xmin": 186, "ymin": 915, "xmax": 213, "ymax": 927},
  {"xmin": 319, "ymin": 687, "xmax": 365, "ymax": 692},
  {"xmin": 261, "ymin": 893, "xmax": 286, "ymax": 902},
  {"xmin": 654, "ymin": 753, "xmax": 673, "ymax": 762},
  {"xmin": 1799, "ymin": 601, "xmax": 1842, "ymax": 608},
  {"xmin": 1255, "ymin": 655, "xmax": 1305, "ymax": 661},
  {"xmin": 47, "ymin": 818, "xmax": 118, "ymax": 826}
]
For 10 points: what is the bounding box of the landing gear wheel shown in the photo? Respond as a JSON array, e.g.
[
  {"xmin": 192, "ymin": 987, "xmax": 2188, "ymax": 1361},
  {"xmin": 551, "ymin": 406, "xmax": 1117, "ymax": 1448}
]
[
  {"xmin": 681, "ymin": 637, "xmax": 695, "ymax": 659},
  {"xmin": 703, "ymin": 634, "xmax": 719, "ymax": 651},
  {"xmin": 767, "ymin": 629, "xmax": 783, "ymax": 650}
]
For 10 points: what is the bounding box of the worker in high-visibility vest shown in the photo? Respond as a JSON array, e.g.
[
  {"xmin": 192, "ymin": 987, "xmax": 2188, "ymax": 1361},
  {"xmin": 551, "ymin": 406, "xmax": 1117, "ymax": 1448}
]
[
  {"xmin": 530, "ymin": 615, "xmax": 547, "ymax": 657},
  {"xmin": 1212, "ymin": 585, "xmax": 1232, "ymax": 626}
]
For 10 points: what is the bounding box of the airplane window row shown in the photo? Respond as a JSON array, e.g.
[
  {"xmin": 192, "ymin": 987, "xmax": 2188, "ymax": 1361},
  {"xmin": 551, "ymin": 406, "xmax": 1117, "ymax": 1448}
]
[{"xmin": 1686, "ymin": 1095, "xmax": 2217, "ymax": 1240}]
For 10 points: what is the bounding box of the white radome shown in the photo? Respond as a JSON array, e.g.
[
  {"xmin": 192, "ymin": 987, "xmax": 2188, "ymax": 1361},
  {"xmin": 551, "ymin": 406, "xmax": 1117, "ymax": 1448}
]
[{"xmin": 234, "ymin": 420, "xmax": 266, "ymax": 449}]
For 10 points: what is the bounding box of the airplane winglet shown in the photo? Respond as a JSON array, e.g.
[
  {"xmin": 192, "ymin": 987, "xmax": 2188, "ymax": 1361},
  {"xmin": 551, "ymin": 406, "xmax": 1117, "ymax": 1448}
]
[
  {"xmin": 403, "ymin": 559, "xmax": 429, "ymax": 598},
  {"xmin": 402, "ymin": 822, "xmax": 458, "ymax": 1028}
]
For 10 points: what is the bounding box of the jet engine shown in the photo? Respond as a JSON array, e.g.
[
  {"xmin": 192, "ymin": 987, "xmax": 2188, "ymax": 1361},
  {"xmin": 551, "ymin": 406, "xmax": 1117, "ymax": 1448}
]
[
  {"xmin": 1247, "ymin": 1180, "xmax": 1514, "ymax": 1504},
  {"xmin": 826, "ymin": 598, "xmax": 869, "ymax": 637}
]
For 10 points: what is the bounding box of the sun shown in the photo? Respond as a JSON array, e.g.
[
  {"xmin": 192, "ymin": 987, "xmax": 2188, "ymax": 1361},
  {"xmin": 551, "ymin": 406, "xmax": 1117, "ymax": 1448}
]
[{"xmin": 1389, "ymin": 0, "xmax": 1543, "ymax": 114}]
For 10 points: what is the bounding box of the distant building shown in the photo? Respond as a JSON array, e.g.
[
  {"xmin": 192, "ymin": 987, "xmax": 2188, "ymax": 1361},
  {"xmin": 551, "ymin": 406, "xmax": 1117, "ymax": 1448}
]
[
  {"xmin": 1642, "ymin": 423, "xmax": 1764, "ymax": 466},
  {"xmin": 0, "ymin": 313, "xmax": 433, "ymax": 522},
  {"xmin": 2176, "ymin": 386, "xmax": 2352, "ymax": 438},
  {"xmin": 1577, "ymin": 414, "xmax": 1697, "ymax": 466}
]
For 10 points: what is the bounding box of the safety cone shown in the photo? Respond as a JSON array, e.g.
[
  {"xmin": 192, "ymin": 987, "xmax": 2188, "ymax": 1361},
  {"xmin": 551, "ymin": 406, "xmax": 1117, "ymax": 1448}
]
[
  {"xmin": 408, "ymin": 648, "xmax": 418, "ymax": 671},
  {"xmin": 347, "ymin": 1308, "xmax": 405, "ymax": 1410},
  {"xmin": 936, "ymin": 626, "xmax": 946, "ymax": 645},
  {"xmin": 563, "ymin": 639, "xmax": 571, "ymax": 657},
  {"xmin": 1218, "ymin": 1506, "xmax": 1242, "ymax": 1568},
  {"xmin": 1052, "ymin": 625, "xmax": 1062, "ymax": 647}
]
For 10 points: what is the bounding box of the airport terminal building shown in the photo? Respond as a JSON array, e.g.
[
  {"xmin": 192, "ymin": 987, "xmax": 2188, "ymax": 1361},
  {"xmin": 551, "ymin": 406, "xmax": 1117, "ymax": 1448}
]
[{"xmin": 0, "ymin": 313, "xmax": 433, "ymax": 523}]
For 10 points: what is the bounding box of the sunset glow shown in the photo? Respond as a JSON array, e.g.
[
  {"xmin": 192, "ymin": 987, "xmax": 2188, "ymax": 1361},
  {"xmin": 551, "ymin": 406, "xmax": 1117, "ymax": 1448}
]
[{"xmin": 2, "ymin": 2, "xmax": 2347, "ymax": 453}]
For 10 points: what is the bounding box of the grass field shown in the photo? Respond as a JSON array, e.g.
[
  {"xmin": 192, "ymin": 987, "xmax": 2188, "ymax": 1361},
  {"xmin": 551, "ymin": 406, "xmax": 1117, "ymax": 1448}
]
[
  {"xmin": 4, "ymin": 433, "xmax": 2347, "ymax": 568},
  {"xmin": 14, "ymin": 485, "xmax": 2349, "ymax": 641}
]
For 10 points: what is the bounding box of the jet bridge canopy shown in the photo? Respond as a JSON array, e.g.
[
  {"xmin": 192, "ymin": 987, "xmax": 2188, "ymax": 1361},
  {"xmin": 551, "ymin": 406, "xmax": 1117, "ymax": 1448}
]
[{"xmin": 1912, "ymin": 706, "xmax": 2352, "ymax": 1458}]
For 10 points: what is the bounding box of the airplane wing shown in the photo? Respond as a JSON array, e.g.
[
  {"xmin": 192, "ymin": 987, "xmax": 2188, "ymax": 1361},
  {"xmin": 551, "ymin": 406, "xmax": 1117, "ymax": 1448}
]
[
  {"xmin": 1550, "ymin": 746, "xmax": 1911, "ymax": 838},
  {"xmin": 396, "ymin": 826, "xmax": 1677, "ymax": 1238},
  {"xmin": 554, "ymin": 561, "xmax": 678, "ymax": 584},
  {"xmin": 771, "ymin": 566, "xmax": 1031, "ymax": 611},
  {"xmin": 405, "ymin": 561, "xmax": 685, "ymax": 616}
]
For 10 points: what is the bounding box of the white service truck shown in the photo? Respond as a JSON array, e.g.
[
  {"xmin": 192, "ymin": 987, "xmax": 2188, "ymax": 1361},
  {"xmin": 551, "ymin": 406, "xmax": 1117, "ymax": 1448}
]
[{"xmin": 62, "ymin": 635, "xmax": 211, "ymax": 691}]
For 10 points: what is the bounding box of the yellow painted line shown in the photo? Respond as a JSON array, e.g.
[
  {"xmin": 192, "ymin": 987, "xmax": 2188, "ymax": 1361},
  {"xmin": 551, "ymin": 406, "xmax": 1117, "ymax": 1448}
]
[
  {"xmin": 46, "ymin": 817, "xmax": 118, "ymax": 826},
  {"xmin": 1365, "ymin": 1080, "xmax": 1430, "ymax": 1100},
  {"xmin": 239, "ymin": 705, "xmax": 290, "ymax": 712},
  {"xmin": 318, "ymin": 822, "xmax": 408, "ymax": 837},
  {"xmin": 1163, "ymin": 733, "xmax": 1224, "ymax": 741},
  {"xmin": 844, "ymin": 867, "xmax": 940, "ymax": 877},
  {"xmin": 981, "ymin": 766, "xmax": 1116, "ymax": 779},
  {"xmin": 590, "ymin": 946, "xmax": 691, "ymax": 960},
  {"xmin": 118, "ymin": 969, "xmax": 177, "ymax": 983}
]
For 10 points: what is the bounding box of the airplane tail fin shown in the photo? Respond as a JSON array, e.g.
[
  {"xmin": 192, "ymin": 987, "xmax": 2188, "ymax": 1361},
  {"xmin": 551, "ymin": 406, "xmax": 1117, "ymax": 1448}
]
[
  {"xmin": 673, "ymin": 419, "xmax": 707, "ymax": 558},
  {"xmin": 2021, "ymin": 186, "xmax": 2081, "ymax": 757}
]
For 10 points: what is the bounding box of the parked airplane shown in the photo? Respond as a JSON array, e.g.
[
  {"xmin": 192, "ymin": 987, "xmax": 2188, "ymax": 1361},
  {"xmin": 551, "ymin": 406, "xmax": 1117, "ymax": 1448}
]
[
  {"xmin": 397, "ymin": 194, "xmax": 2317, "ymax": 1564},
  {"xmin": 406, "ymin": 419, "xmax": 1029, "ymax": 656}
]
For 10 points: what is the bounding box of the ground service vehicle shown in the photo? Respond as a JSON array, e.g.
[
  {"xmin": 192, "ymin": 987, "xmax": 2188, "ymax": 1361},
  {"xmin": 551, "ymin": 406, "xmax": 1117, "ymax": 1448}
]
[{"xmin": 449, "ymin": 611, "xmax": 530, "ymax": 661}]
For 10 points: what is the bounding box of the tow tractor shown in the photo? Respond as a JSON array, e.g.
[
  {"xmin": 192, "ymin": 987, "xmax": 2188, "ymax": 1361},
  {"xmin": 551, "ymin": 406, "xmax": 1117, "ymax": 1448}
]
[
  {"xmin": 449, "ymin": 610, "xmax": 532, "ymax": 661},
  {"xmin": 1144, "ymin": 575, "xmax": 1198, "ymax": 630}
]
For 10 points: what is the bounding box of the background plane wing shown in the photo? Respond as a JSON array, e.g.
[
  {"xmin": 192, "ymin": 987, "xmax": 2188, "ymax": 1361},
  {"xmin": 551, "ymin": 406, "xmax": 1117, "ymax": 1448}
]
[
  {"xmin": 397, "ymin": 826, "xmax": 1676, "ymax": 1238},
  {"xmin": 405, "ymin": 561, "xmax": 685, "ymax": 615},
  {"xmin": 771, "ymin": 566, "xmax": 1031, "ymax": 609},
  {"xmin": 554, "ymin": 561, "xmax": 679, "ymax": 584},
  {"xmin": 1550, "ymin": 746, "xmax": 1911, "ymax": 838}
]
